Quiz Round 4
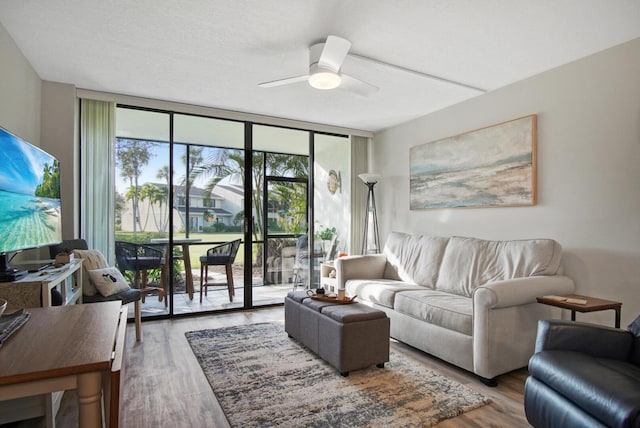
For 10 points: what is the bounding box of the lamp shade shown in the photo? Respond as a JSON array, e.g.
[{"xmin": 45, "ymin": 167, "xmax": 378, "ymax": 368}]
[{"xmin": 358, "ymin": 173, "xmax": 381, "ymax": 184}]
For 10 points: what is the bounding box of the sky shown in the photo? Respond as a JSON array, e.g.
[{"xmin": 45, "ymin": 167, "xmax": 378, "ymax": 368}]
[{"xmin": 0, "ymin": 127, "xmax": 53, "ymax": 195}]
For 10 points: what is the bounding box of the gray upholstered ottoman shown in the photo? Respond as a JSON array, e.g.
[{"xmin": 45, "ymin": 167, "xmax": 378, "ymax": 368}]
[{"xmin": 285, "ymin": 290, "xmax": 390, "ymax": 376}]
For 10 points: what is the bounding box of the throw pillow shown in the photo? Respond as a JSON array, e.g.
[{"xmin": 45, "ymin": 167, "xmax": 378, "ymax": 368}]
[
  {"xmin": 88, "ymin": 267, "xmax": 131, "ymax": 297},
  {"xmin": 72, "ymin": 249, "xmax": 108, "ymax": 296}
]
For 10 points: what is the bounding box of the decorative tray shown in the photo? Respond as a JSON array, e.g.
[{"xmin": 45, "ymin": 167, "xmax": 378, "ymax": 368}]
[{"xmin": 306, "ymin": 291, "xmax": 357, "ymax": 304}]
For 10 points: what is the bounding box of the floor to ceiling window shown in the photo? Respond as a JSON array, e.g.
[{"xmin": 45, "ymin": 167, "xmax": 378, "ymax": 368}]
[{"xmin": 110, "ymin": 105, "xmax": 350, "ymax": 318}]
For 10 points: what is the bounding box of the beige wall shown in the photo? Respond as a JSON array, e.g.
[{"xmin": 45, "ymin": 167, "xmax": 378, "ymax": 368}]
[
  {"xmin": 372, "ymin": 37, "xmax": 640, "ymax": 327},
  {"xmin": 40, "ymin": 81, "xmax": 78, "ymax": 239},
  {"xmin": 0, "ymin": 23, "xmax": 41, "ymax": 144},
  {"xmin": 1, "ymin": 23, "xmax": 78, "ymax": 242},
  {"xmin": 0, "ymin": 22, "xmax": 44, "ymax": 262}
]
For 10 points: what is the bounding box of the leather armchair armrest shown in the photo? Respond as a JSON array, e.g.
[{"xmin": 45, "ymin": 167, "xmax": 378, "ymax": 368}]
[{"xmin": 535, "ymin": 319, "xmax": 633, "ymax": 360}]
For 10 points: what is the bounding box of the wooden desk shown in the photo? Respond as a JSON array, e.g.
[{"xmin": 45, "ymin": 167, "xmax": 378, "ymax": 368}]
[
  {"xmin": 150, "ymin": 238, "xmax": 202, "ymax": 300},
  {"xmin": 536, "ymin": 293, "xmax": 622, "ymax": 328},
  {"xmin": 0, "ymin": 302, "xmax": 126, "ymax": 428}
]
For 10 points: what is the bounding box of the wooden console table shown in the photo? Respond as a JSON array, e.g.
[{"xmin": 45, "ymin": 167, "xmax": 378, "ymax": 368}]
[
  {"xmin": 536, "ymin": 293, "xmax": 622, "ymax": 328},
  {"xmin": 0, "ymin": 301, "xmax": 126, "ymax": 428},
  {"xmin": 0, "ymin": 259, "xmax": 83, "ymax": 311}
]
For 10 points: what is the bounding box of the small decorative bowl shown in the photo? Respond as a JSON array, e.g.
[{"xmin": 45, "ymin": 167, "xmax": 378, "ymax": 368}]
[{"xmin": 0, "ymin": 298, "xmax": 6, "ymax": 317}]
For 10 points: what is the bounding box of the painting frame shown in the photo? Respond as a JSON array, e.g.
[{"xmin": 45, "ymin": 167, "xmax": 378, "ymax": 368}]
[{"xmin": 410, "ymin": 115, "xmax": 537, "ymax": 210}]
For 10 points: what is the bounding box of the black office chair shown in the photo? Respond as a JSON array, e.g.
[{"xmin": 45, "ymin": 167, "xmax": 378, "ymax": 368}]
[
  {"xmin": 49, "ymin": 239, "xmax": 143, "ymax": 341},
  {"xmin": 199, "ymin": 239, "xmax": 241, "ymax": 303},
  {"xmin": 114, "ymin": 241, "xmax": 167, "ymax": 306}
]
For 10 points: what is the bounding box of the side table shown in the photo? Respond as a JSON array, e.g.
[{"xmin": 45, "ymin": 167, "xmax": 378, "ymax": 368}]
[
  {"xmin": 536, "ymin": 294, "xmax": 622, "ymax": 328},
  {"xmin": 320, "ymin": 261, "xmax": 338, "ymax": 294}
]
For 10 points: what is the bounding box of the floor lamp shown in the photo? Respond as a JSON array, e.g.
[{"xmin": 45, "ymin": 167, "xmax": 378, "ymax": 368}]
[{"xmin": 359, "ymin": 173, "xmax": 381, "ymax": 254}]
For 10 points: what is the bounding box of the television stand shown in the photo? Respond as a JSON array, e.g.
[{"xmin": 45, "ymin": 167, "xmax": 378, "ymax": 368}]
[{"xmin": 16, "ymin": 261, "xmax": 53, "ymax": 273}]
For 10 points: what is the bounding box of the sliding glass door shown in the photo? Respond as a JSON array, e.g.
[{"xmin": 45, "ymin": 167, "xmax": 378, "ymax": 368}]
[
  {"xmin": 252, "ymin": 126, "xmax": 310, "ymax": 302},
  {"xmin": 172, "ymin": 114, "xmax": 246, "ymax": 312},
  {"xmin": 114, "ymin": 108, "xmax": 172, "ymax": 317},
  {"xmin": 111, "ymin": 105, "xmax": 349, "ymax": 318}
]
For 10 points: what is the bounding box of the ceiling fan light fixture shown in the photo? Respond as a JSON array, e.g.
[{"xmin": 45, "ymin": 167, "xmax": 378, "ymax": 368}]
[{"xmin": 308, "ymin": 66, "xmax": 341, "ymax": 90}]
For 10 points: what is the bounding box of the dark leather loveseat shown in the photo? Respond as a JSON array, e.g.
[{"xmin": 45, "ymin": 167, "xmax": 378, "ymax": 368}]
[{"xmin": 524, "ymin": 317, "xmax": 640, "ymax": 428}]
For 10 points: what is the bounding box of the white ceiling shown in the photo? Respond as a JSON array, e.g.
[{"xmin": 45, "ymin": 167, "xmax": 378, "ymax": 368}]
[{"xmin": 1, "ymin": 1, "xmax": 639, "ymax": 133}]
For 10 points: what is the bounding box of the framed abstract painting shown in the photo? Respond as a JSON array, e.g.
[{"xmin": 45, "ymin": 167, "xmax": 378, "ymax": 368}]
[{"xmin": 410, "ymin": 115, "xmax": 537, "ymax": 209}]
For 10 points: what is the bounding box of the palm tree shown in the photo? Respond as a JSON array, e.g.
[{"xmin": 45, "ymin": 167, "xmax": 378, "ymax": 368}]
[
  {"xmin": 191, "ymin": 149, "xmax": 309, "ymax": 239},
  {"xmin": 116, "ymin": 139, "xmax": 155, "ymax": 234},
  {"xmin": 138, "ymin": 183, "xmax": 170, "ymax": 232}
]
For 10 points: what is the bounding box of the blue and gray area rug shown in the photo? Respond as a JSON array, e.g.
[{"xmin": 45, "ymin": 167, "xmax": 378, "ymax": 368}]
[{"xmin": 186, "ymin": 322, "xmax": 490, "ymax": 427}]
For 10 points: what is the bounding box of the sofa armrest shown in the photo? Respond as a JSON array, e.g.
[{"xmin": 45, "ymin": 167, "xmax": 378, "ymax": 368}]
[
  {"xmin": 473, "ymin": 275, "xmax": 575, "ymax": 309},
  {"xmin": 334, "ymin": 255, "xmax": 387, "ymax": 289},
  {"xmin": 534, "ymin": 319, "xmax": 633, "ymax": 360}
]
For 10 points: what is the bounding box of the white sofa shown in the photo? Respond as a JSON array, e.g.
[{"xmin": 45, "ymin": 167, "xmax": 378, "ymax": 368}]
[{"xmin": 335, "ymin": 232, "xmax": 575, "ymax": 384}]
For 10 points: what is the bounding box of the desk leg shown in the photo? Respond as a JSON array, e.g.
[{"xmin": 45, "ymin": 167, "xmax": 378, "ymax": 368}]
[
  {"xmin": 615, "ymin": 308, "xmax": 621, "ymax": 329},
  {"xmin": 571, "ymin": 310, "xmax": 576, "ymax": 322},
  {"xmin": 77, "ymin": 372, "xmax": 103, "ymax": 428},
  {"xmin": 183, "ymin": 244, "xmax": 194, "ymax": 300}
]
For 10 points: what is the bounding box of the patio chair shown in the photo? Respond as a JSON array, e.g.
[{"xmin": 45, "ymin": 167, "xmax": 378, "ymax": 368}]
[
  {"xmin": 199, "ymin": 239, "xmax": 241, "ymax": 303},
  {"xmin": 115, "ymin": 241, "xmax": 167, "ymax": 306}
]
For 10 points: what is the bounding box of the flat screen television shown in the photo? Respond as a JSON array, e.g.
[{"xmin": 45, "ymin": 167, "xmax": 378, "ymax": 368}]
[{"xmin": 0, "ymin": 126, "xmax": 62, "ymax": 281}]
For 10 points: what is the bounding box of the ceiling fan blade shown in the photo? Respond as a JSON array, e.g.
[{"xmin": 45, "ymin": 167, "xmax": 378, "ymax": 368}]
[
  {"xmin": 318, "ymin": 35, "xmax": 351, "ymax": 72},
  {"xmin": 340, "ymin": 74, "xmax": 379, "ymax": 97},
  {"xmin": 258, "ymin": 75, "xmax": 308, "ymax": 88}
]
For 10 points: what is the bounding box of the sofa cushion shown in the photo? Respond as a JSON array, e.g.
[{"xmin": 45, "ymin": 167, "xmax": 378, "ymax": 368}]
[
  {"xmin": 345, "ymin": 279, "xmax": 424, "ymax": 309},
  {"xmin": 394, "ymin": 289, "xmax": 473, "ymax": 335},
  {"xmin": 529, "ymin": 350, "xmax": 640, "ymax": 427},
  {"xmin": 436, "ymin": 236, "xmax": 563, "ymax": 297},
  {"xmin": 382, "ymin": 232, "xmax": 449, "ymax": 288}
]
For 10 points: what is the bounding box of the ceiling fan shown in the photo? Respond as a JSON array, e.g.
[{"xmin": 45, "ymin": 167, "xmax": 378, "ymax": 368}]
[{"xmin": 258, "ymin": 35, "xmax": 379, "ymax": 97}]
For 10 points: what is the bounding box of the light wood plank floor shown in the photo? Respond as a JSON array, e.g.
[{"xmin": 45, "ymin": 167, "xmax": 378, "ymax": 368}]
[{"xmin": 5, "ymin": 306, "xmax": 530, "ymax": 427}]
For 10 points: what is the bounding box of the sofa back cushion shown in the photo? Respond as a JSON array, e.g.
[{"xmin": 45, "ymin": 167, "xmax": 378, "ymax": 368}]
[
  {"xmin": 435, "ymin": 236, "xmax": 563, "ymax": 297},
  {"xmin": 383, "ymin": 232, "xmax": 449, "ymax": 288}
]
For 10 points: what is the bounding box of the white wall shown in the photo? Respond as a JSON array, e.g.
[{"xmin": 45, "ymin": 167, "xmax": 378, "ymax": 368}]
[
  {"xmin": 372, "ymin": 37, "xmax": 640, "ymax": 327},
  {"xmin": 314, "ymin": 134, "xmax": 351, "ymax": 255}
]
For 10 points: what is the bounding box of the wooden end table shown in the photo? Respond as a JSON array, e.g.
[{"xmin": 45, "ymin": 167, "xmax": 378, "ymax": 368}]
[{"xmin": 536, "ymin": 294, "xmax": 622, "ymax": 328}]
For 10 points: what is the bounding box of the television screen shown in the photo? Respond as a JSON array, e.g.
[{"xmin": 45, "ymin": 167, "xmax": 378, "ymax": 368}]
[{"xmin": 0, "ymin": 126, "xmax": 62, "ymax": 256}]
